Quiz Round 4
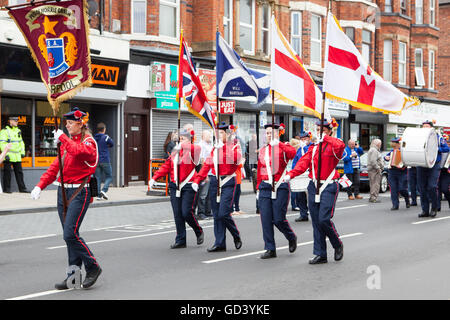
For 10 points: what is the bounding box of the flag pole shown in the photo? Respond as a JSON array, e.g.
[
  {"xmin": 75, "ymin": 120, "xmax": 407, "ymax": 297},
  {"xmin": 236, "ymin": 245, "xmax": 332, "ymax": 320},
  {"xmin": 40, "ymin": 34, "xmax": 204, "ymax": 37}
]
[
  {"xmin": 54, "ymin": 112, "xmax": 68, "ymax": 221},
  {"xmin": 177, "ymin": 28, "xmax": 184, "ymax": 196},
  {"xmin": 271, "ymin": 90, "xmax": 276, "ymax": 198},
  {"xmin": 315, "ymin": 0, "xmax": 333, "ymax": 203},
  {"xmin": 215, "ymin": 28, "xmax": 221, "ymax": 200}
]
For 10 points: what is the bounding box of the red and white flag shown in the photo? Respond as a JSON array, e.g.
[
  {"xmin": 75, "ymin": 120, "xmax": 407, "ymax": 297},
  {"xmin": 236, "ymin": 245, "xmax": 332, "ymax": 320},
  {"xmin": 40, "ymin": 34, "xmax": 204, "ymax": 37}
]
[
  {"xmin": 323, "ymin": 12, "xmax": 419, "ymax": 114},
  {"xmin": 270, "ymin": 16, "xmax": 328, "ymax": 120}
]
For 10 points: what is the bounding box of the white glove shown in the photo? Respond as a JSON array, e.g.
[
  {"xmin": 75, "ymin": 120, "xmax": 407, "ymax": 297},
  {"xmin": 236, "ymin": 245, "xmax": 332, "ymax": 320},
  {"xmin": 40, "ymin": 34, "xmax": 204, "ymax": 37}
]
[
  {"xmin": 31, "ymin": 186, "xmax": 41, "ymax": 200},
  {"xmin": 256, "ymin": 190, "xmax": 259, "ymax": 200},
  {"xmin": 282, "ymin": 175, "xmax": 291, "ymax": 183},
  {"xmin": 269, "ymin": 139, "xmax": 279, "ymax": 147},
  {"xmin": 148, "ymin": 179, "xmax": 156, "ymax": 189},
  {"xmin": 173, "ymin": 143, "xmax": 182, "ymax": 152},
  {"xmin": 53, "ymin": 129, "xmax": 64, "ymax": 143},
  {"xmin": 191, "ymin": 183, "xmax": 199, "ymax": 192},
  {"xmin": 214, "ymin": 141, "xmax": 224, "ymax": 149}
]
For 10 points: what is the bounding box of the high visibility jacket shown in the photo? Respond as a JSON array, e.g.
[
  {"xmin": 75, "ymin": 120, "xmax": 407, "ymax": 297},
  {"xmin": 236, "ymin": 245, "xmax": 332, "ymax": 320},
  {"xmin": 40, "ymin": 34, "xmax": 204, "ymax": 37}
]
[{"xmin": 0, "ymin": 126, "xmax": 25, "ymax": 162}]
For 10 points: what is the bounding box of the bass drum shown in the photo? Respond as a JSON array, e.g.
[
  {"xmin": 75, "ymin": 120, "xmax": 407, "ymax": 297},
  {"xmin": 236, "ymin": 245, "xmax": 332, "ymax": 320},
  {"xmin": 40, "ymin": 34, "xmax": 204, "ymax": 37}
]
[{"xmin": 401, "ymin": 127, "xmax": 438, "ymax": 168}]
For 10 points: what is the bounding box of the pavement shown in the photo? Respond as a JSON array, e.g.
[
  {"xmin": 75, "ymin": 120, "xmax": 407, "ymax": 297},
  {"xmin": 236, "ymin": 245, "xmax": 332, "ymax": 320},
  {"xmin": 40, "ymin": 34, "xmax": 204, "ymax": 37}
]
[{"xmin": 0, "ymin": 180, "xmax": 256, "ymax": 215}]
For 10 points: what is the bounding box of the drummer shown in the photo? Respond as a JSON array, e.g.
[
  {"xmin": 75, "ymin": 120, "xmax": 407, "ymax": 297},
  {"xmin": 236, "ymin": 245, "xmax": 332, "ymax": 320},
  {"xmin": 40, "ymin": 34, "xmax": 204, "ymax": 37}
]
[
  {"xmin": 384, "ymin": 137, "xmax": 410, "ymax": 211},
  {"xmin": 256, "ymin": 123, "xmax": 297, "ymax": 259},
  {"xmin": 417, "ymin": 120, "xmax": 449, "ymax": 218},
  {"xmin": 292, "ymin": 131, "xmax": 313, "ymax": 222}
]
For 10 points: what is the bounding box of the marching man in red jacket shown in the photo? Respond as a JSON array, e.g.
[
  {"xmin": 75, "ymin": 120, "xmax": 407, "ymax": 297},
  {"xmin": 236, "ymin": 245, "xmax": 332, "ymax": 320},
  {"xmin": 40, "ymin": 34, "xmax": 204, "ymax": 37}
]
[
  {"xmin": 31, "ymin": 108, "xmax": 101, "ymax": 290},
  {"xmin": 256, "ymin": 123, "xmax": 298, "ymax": 259},
  {"xmin": 192, "ymin": 122, "xmax": 243, "ymax": 253},
  {"xmin": 284, "ymin": 119, "xmax": 345, "ymax": 264},
  {"xmin": 149, "ymin": 128, "xmax": 204, "ymax": 249}
]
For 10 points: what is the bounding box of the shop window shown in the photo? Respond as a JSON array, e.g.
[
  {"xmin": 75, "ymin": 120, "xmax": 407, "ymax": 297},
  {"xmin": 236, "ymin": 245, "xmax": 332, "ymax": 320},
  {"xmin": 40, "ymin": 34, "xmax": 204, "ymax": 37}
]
[
  {"xmin": 360, "ymin": 123, "xmax": 383, "ymax": 151},
  {"xmin": 34, "ymin": 101, "xmax": 69, "ymax": 167},
  {"xmin": 0, "ymin": 97, "xmax": 32, "ymax": 167}
]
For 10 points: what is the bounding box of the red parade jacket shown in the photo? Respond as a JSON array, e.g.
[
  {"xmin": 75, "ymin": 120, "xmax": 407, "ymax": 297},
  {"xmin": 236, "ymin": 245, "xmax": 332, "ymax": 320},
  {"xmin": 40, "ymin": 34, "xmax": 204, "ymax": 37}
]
[
  {"xmin": 193, "ymin": 142, "xmax": 242, "ymax": 184},
  {"xmin": 152, "ymin": 142, "xmax": 201, "ymax": 184},
  {"xmin": 37, "ymin": 133, "xmax": 98, "ymax": 190},
  {"xmin": 256, "ymin": 142, "xmax": 297, "ymax": 190},
  {"xmin": 287, "ymin": 135, "xmax": 345, "ymax": 181}
]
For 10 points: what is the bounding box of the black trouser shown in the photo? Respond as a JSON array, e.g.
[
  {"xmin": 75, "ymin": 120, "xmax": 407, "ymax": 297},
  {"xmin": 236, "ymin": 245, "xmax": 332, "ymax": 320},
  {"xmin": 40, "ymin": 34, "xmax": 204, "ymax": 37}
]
[
  {"xmin": 2, "ymin": 161, "xmax": 27, "ymax": 192},
  {"xmin": 346, "ymin": 169, "xmax": 360, "ymax": 197}
]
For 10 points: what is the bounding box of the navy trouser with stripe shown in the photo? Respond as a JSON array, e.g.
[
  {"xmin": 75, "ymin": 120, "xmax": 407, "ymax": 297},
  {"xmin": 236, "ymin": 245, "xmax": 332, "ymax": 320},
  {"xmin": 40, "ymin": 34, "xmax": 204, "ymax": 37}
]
[
  {"xmin": 169, "ymin": 182, "xmax": 203, "ymax": 244},
  {"xmin": 258, "ymin": 181, "xmax": 296, "ymax": 251},
  {"xmin": 57, "ymin": 186, "xmax": 99, "ymax": 273},
  {"xmin": 307, "ymin": 181, "xmax": 342, "ymax": 257},
  {"xmin": 209, "ymin": 176, "xmax": 240, "ymax": 248}
]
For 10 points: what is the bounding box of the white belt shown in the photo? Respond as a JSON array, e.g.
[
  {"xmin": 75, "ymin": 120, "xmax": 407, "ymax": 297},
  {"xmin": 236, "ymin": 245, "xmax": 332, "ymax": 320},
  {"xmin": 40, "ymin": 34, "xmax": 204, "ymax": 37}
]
[
  {"xmin": 311, "ymin": 144, "xmax": 336, "ymax": 203},
  {"xmin": 53, "ymin": 182, "xmax": 89, "ymax": 188},
  {"xmin": 263, "ymin": 167, "xmax": 288, "ymax": 199},
  {"xmin": 215, "ymin": 173, "xmax": 236, "ymax": 202},
  {"xmin": 175, "ymin": 169, "xmax": 196, "ymax": 198}
]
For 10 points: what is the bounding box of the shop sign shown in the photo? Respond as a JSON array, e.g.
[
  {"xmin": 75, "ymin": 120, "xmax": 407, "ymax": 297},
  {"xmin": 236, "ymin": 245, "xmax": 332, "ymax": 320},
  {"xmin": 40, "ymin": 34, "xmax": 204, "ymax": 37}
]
[
  {"xmin": 91, "ymin": 64, "xmax": 120, "ymax": 86},
  {"xmin": 43, "ymin": 117, "xmax": 61, "ymax": 126},
  {"xmin": 259, "ymin": 111, "xmax": 267, "ymax": 127},
  {"xmin": 219, "ymin": 100, "xmax": 235, "ymax": 114},
  {"xmin": 18, "ymin": 115, "xmax": 27, "ymax": 125}
]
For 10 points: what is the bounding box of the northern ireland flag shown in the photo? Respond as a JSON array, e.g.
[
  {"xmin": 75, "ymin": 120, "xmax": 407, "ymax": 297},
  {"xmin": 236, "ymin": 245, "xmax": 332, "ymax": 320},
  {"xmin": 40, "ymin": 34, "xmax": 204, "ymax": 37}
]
[
  {"xmin": 177, "ymin": 32, "xmax": 216, "ymax": 129},
  {"xmin": 270, "ymin": 16, "xmax": 326, "ymax": 119},
  {"xmin": 323, "ymin": 12, "xmax": 420, "ymax": 114}
]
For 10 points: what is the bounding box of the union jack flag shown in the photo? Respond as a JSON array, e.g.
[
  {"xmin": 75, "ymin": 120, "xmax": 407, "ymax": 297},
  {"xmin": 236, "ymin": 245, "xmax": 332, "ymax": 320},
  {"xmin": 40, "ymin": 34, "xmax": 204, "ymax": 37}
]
[{"xmin": 177, "ymin": 34, "xmax": 216, "ymax": 129}]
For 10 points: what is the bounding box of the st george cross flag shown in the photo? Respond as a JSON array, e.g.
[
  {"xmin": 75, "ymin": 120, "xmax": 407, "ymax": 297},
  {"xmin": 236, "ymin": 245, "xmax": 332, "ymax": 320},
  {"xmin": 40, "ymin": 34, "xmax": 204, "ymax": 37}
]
[
  {"xmin": 216, "ymin": 32, "xmax": 270, "ymax": 105},
  {"xmin": 270, "ymin": 16, "xmax": 326, "ymax": 119},
  {"xmin": 323, "ymin": 12, "xmax": 420, "ymax": 114},
  {"xmin": 177, "ymin": 32, "xmax": 216, "ymax": 129},
  {"xmin": 7, "ymin": 0, "xmax": 92, "ymax": 112}
]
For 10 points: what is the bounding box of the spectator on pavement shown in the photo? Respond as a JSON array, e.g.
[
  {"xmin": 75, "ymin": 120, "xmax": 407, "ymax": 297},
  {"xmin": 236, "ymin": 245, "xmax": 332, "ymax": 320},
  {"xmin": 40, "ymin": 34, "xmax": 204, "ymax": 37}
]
[
  {"xmin": 196, "ymin": 130, "xmax": 213, "ymax": 219},
  {"xmin": 94, "ymin": 123, "xmax": 114, "ymax": 200},
  {"xmin": 343, "ymin": 139, "xmax": 364, "ymax": 200},
  {"xmin": 367, "ymin": 138, "xmax": 383, "ymax": 203}
]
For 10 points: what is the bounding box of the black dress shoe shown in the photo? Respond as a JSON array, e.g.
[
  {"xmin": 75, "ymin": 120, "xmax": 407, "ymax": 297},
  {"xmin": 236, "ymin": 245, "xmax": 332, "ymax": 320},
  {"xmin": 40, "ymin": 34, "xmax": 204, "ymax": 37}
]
[
  {"xmin": 406, "ymin": 203, "xmax": 411, "ymax": 208},
  {"xmin": 390, "ymin": 207, "xmax": 399, "ymax": 211},
  {"xmin": 288, "ymin": 236, "xmax": 297, "ymax": 253},
  {"xmin": 334, "ymin": 244, "xmax": 344, "ymax": 261},
  {"xmin": 82, "ymin": 266, "xmax": 102, "ymax": 289},
  {"xmin": 170, "ymin": 242, "xmax": 187, "ymax": 249},
  {"xmin": 196, "ymin": 232, "xmax": 204, "ymax": 245},
  {"xmin": 260, "ymin": 250, "xmax": 277, "ymax": 259},
  {"xmin": 55, "ymin": 278, "xmax": 71, "ymax": 290},
  {"xmin": 207, "ymin": 245, "xmax": 226, "ymax": 252},
  {"xmin": 309, "ymin": 255, "xmax": 328, "ymax": 264},
  {"xmin": 418, "ymin": 212, "xmax": 430, "ymax": 218},
  {"xmin": 429, "ymin": 210, "xmax": 437, "ymax": 218},
  {"xmin": 295, "ymin": 216, "xmax": 309, "ymax": 222},
  {"xmin": 3, "ymin": 190, "xmax": 12, "ymax": 194},
  {"xmin": 19, "ymin": 189, "xmax": 31, "ymax": 193},
  {"xmin": 234, "ymin": 237, "xmax": 242, "ymax": 250},
  {"xmin": 411, "ymin": 202, "xmax": 418, "ymax": 206}
]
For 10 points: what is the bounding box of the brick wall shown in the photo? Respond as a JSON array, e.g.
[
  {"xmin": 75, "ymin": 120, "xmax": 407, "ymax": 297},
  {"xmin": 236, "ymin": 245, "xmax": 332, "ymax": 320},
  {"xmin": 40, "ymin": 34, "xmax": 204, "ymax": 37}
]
[{"xmin": 437, "ymin": 3, "xmax": 450, "ymax": 101}]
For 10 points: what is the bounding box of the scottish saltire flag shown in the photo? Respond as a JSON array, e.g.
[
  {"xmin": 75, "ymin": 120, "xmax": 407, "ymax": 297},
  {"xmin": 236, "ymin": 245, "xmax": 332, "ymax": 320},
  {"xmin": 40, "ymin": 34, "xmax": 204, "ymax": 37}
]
[
  {"xmin": 216, "ymin": 32, "xmax": 270, "ymax": 105},
  {"xmin": 177, "ymin": 33, "xmax": 216, "ymax": 129}
]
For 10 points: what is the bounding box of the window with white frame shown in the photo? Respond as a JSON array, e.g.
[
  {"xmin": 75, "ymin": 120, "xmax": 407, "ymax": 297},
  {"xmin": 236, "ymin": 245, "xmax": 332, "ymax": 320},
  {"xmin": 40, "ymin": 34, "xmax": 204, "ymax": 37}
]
[
  {"xmin": 362, "ymin": 30, "xmax": 371, "ymax": 64},
  {"xmin": 399, "ymin": 42, "xmax": 407, "ymax": 85},
  {"xmin": 223, "ymin": 0, "xmax": 233, "ymax": 45},
  {"xmin": 429, "ymin": 50, "xmax": 435, "ymax": 89},
  {"xmin": 261, "ymin": 3, "xmax": 270, "ymax": 56},
  {"xmin": 430, "ymin": 0, "xmax": 435, "ymax": 26},
  {"xmin": 159, "ymin": 0, "xmax": 179, "ymax": 38},
  {"xmin": 291, "ymin": 11, "xmax": 302, "ymax": 56},
  {"xmin": 345, "ymin": 27, "xmax": 355, "ymax": 43},
  {"xmin": 415, "ymin": 0, "xmax": 423, "ymax": 24},
  {"xmin": 414, "ymin": 49, "xmax": 425, "ymax": 87},
  {"xmin": 383, "ymin": 40, "xmax": 392, "ymax": 82},
  {"xmin": 311, "ymin": 14, "xmax": 321, "ymax": 66},
  {"xmin": 400, "ymin": 0, "xmax": 407, "ymax": 15},
  {"xmin": 239, "ymin": 0, "xmax": 255, "ymax": 54},
  {"xmin": 385, "ymin": 0, "xmax": 392, "ymax": 13},
  {"xmin": 132, "ymin": 0, "xmax": 147, "ymax": 34}
]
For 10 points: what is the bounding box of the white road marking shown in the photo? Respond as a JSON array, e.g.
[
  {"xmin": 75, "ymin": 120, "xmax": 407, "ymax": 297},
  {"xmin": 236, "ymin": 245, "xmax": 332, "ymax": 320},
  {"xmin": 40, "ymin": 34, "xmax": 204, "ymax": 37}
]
[
  {"xmin": 7, "ymin": 289, "xmax": 73, "ymax": 300},
  {"xmin": 0, "ymin": 234, "xmax": 57, "ymax": 244},
  {"xmin": 201, "ymin": 232, "xmax": 364, "ymax": 264},
  {"xmin": 412, "ymin": 216, "xmax": 450, "ymax": 225}
]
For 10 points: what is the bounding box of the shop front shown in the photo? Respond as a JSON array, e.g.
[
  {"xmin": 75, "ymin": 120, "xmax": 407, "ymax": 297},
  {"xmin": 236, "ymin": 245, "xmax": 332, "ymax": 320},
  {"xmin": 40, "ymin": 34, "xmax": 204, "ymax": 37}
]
[
  {"xmin": 0, "ymin": 43, "xmax": 128, "ymax": 190},
  {"xmin": 348, "ymin": 109, "xmax": 388, "ymax": 151}
]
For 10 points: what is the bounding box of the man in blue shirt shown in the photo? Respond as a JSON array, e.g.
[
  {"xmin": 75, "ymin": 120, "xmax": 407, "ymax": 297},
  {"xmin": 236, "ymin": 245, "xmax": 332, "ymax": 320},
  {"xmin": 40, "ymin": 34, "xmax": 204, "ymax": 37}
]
[
  {"xmin": 94, "ymin": 123, "xmax": 114, "ymax": 200},
  {"xmin": 417, "ymin": 120, "xmax": 450, "ymax": 217},
  {"xmin": 291, "ymin": 131, "xmax": 312, "ymax": 222},
  {"xmin": 343, "ymin": 139, "xmax": 364, "ymax": 200}
]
